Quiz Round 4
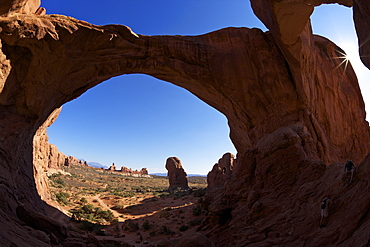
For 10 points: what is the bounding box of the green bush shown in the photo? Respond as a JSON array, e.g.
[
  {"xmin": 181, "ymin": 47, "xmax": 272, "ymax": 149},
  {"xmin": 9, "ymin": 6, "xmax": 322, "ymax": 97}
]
[
  {"xmin": 98, "ymin": 210, "xmax": 114, "ymax": 222},
  {"xmin": 123, "ymin": 191, "xmax": 135, "ymax": 198},
  {"xmin": 193, "ymin": 188, "xmax": 206, "ymax": 197},
  {"xmin": 179, "ymin": 225, "xmax": 189, "ymax": 231},
  {"xmin": 112, "ymin": 204, "xmax": 125, "ymax": 210},
  {"xmin": 77, "ymin": 221, "xmax": 105, "ymax": 235},
  {"xmin": 188, "ymin": 218, "xmax": 202, "ymax": 226},
  {"xmin": 124, "ymin": 221, "xmax": 139, "ymax": 232},
  {"xmin": 142, "ymin": 220, "xmax": 151, "ymax": 230},
  {"xmin": 55, "ymin": 192, "xmax": 70, "ymax": 205},
  {"xmin": 82, "ymin": 204, "xmax": 94, "ymax": 214},
  {"xmin": 48, "ymin": 173, "xmax": 66, "ymax": 187},
  {"xmin": 159, "ymin": 225, "xmax": 173, "ymax": 235},
  {"xmin": 80, "ymin": 197, "xmax": 88, "ymax": 204},
  {"xmin": 192, "ymin": 205, "xmax": 202, "ymax": 216},
  {"xmin": 70, "ymin": 204, "xmax": 116, "ymax": 224}
]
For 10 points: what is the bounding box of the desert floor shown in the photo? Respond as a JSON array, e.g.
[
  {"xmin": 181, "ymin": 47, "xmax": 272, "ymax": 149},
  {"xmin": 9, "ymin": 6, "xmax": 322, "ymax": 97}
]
[{"xmin": 48, "ymin": 164, "xmax": 207, "ymax": 246}]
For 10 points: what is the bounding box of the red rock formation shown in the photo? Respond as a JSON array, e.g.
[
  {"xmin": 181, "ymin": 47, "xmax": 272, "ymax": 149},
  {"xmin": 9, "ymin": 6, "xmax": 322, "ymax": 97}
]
[
  {"xmin": 0, "ymin": 0, "xmax": 369, "ymax": 246},
  {"xmin": 108, "ymin": 163, "xmax": 116, "ymax": 171},
  {"xmin": 33, "ymin": 107, "xmax": 66, "ymax": 203},
  {"xmin": 119, "ymin": 166, "xmax": 149, "ymax": 177},
  {"xmin": 140, "ymin": 167, "xmax": 148, "ymax": 175},
  {"xmin": 0, "ymin": 0, "xmax": 45, "ymax": 17},
  {"xmin": 207, "ymin": 153, "xmax": 235, "ymax": 189},
  {"xmin": 353, "ymin": 0, "xmax": 370, "ymax": 68},
  {"xmin": 165, "ymin": 157, "xmax": 189, "ymax": 190}
]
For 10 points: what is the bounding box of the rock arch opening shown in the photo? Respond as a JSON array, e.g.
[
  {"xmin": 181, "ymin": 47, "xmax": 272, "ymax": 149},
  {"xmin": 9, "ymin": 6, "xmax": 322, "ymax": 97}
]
[
  {"xmin": 31, "ymin": 73, "xmax": 237, "ymax": 244},
  {"xmin": 45, "ymin": 74, "xmax": 236, "ymax": 176}
]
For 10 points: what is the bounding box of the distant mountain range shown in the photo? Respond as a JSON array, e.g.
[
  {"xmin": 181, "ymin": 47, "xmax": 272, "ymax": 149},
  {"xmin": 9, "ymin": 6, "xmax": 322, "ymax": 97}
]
[
  {"xmin": 150, "ymin": 173, "xmax": 206, "ymax": 177},
  {"xmin": 88, "ymin": 162, "xmax": 108, "ymax": 169},
  {"xmin": 86, "ymin": 164, "xmax": 206, "ymax": 177}
]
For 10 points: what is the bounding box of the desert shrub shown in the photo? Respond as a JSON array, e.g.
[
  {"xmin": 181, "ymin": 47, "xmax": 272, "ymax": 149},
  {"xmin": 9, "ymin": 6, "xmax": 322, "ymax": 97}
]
[
  {"xmin": 173, "ymin": 191, "xmax": 189, "ymax": 200},
  {"xmin": 70, "ymin": 204, "xmax": 116, "ymax": 224},
  {"xmin": 53, "ymin": 178, "xmax": 66, "ymax": 187},
  {"xmin": 55, "ymin": 192, "xmax": 70, "ymax": 205},
  {"xmin": 192, "ymin": 205, "xmax": 202, "ymax": 216},
  {"xmin": 112, "ymin": 204, "xmax": 125, "ymax": 210},
  {"xmin": 142, "ymin": 220, "xmax": 151, "ymax": 230},
  {"xmin": 159, "ymin": 225, "xmax": 174, "ymax": 235},
  {"xmin": 159, "ymin": 210, "xmax": 170, "ymax": 218},
  {"xmin": 197, "ymin": 197, "xmax": 204, "ymax": 204},
  {"xmin": 179, "ymin": 225, "xmax": 189, "ymax": 232},
  {"xmin": 49, "ymin": 173, "xmax": 66, "ymax": 187},
  {"xmin": 193, "ymin": 188, "xmax": 206, "ymax": 197},
  {"xmin": 80, "ymin": 197, "xmax": 88, "ymax": 204},
  {"xmin": 124, "ymin": 221, "xmax": 139, "ymax": 232},
  {"xmin": 98, "ymin": 210, "xmax": 114, "ymax": 222},
  {"xmin": 110, "ymin": 188, "xmax": 123, "ymax": 197},
  {"xmin": 188, "ymin": 218, "xmax": 202, "ymax": 226},
  {"xmin": 217, "ymin": 208, "xmax": 232, "ymax": 225},
  {"xmin": 159, "ymin": 191, "xmax": 170, "ymax": 197},
  {"xmin": 123, "ymin": 191, "xmax": 135, "ymax": 198},
  {"xmin": 82, "ymin": 204, "xmax": 94, "ymax": 214},
  {"xmin": 77, "ymin": 221, "xmax": 105, "ymax": 235}
]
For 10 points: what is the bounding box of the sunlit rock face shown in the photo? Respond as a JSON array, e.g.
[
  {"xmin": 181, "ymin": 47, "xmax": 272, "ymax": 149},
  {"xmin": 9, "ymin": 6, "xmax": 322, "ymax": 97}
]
[
  {"xmin": 33, "ymin": 107, "xmax": 65, "ymax": 203},
  {"xmin": 0, "ymin": 0, "xmax": 369, "ymax": 246}
]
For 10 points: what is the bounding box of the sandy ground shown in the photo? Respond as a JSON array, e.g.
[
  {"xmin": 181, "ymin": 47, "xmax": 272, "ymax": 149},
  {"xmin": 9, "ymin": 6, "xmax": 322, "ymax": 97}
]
[{"xmin": 81, "ymin": 193, "xmax": 204, "ymax": 246}]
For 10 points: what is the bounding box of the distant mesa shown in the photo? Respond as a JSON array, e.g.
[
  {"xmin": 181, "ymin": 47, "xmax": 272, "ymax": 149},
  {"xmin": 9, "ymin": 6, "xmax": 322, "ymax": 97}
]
[
  {"xmin": 106, "ymin": 163, "xmax": 150, "ymax": 178},
  {"xmin": 165, "ymin": 157, "xmax": 189, "ymax": 190}
]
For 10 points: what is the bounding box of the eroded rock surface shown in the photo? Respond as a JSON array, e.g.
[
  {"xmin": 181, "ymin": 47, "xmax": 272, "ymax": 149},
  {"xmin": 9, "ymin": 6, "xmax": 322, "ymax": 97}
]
[
  {"xmin": 353, "ymin": 0, "xmax": 370, "ymax": 68},
  {"xmin": 108, "ymin": 163, "xmax": 116, "ymax": 171},
  {"xmin": 207, "ymin": 152, "xmax": 235, "ymax": 189},
  {"xmin": 120, "ymin": 166, "xmax": 149, "ymax": 177},
  {"xmin": 0, "ymin": 0, "xmax": 369, "ymax": 246},
  {"xmin": 165, "ymin": 157, "xmax": 189, "ymax": 190},
  {"xmin": 33, "ymin": 107, "xmax": 66, "ymax": 203}
]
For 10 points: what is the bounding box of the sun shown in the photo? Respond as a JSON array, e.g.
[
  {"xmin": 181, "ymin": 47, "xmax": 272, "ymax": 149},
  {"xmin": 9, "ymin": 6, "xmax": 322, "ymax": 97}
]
[
  {"xmin": 335, "ymin": 42, "xmax": 365, "ymax": 73},
  {"xmin": 334, "ymin": 48, "xmax": 350, "ymax": 73}
]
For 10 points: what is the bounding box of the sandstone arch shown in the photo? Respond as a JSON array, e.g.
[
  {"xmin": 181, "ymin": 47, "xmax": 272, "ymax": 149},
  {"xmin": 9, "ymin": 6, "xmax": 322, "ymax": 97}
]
[{"xmin": 0, "ymin": 0, "xmax": 369, "ymax": 246}]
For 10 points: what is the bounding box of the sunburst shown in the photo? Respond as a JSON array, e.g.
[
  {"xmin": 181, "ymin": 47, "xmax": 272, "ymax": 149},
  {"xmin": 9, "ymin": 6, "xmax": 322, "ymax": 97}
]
[{"xmin": 333, "ymin": 49, "xmax": 350, "ymax": 74}]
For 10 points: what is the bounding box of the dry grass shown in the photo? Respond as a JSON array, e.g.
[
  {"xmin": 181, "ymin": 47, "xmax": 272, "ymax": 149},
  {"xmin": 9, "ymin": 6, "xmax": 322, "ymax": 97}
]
[{"xmin": 48, "ymin": 164, "xmax": 208, "ymax": 245}]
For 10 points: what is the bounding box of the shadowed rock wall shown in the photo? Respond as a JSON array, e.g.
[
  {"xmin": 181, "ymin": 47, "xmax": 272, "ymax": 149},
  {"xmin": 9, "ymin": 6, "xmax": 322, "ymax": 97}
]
[
  {"xmin": 165, "ymin": 157, "xmax": 189, "ymax": 190},
  {"xmin": 0, "ymin": 0, "xmax": 369, "ymax": 246}
]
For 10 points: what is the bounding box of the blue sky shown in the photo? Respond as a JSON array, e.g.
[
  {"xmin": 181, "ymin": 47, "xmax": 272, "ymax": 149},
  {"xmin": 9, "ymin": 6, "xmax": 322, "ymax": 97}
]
[{"xmin": 44, "ymin": 1, "xmax": 370, "ymax": 175}]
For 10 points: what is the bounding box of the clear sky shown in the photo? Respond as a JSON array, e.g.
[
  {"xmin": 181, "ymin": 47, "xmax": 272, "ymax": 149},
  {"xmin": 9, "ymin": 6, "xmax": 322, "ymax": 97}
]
[{"xmin": 44, "ymin": 1, "xmax": 369, "ymax": 175}]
